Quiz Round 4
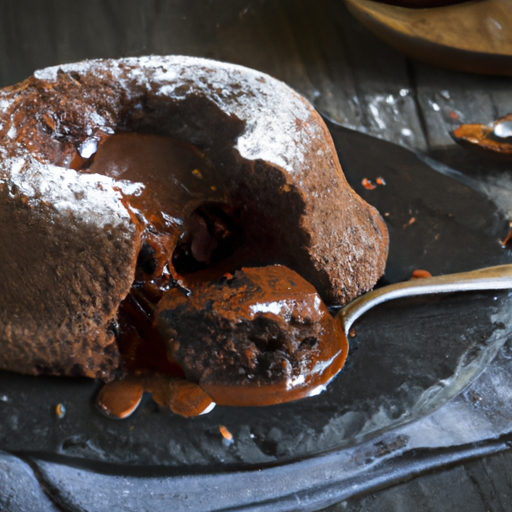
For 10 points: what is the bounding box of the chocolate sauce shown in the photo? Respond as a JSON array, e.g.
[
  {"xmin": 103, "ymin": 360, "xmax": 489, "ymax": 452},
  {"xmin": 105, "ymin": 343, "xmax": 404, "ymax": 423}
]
[
  {"xmin": 85, "ymin": 133, "xmax": 237, "ymax": 378},
  {"xmin": 150, "ymin": 377, "xmax": 215, "ymax": 417},
  {"xmin": 88, "ymin": 132, "xmax": 231, "ymax": 286},
  {"xmin": 83, "ymin": 132, "xmax": 347, "ymax": 416},
  {"xmin": 78, "ymin": 133, "xmax": 239, "ymax": 415},
  {"xmin": 97, "ymin": 376, "xmax": 215, "ymax": 419},
  {"xmin": 97, "ymin": 379, "xmax": 144, "ymax": 419}
]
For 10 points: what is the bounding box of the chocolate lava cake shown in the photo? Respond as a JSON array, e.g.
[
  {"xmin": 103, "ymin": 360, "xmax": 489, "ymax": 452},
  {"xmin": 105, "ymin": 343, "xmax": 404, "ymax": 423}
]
[{"xmin": 0, "ymin": 56, "xmax": 388, "ymax": 382}]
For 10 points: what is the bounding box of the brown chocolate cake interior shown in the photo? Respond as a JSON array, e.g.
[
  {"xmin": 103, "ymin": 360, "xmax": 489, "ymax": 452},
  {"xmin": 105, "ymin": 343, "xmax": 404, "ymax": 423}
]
[{"xmin": 155, "ymin": 266, "xmax": 348, "ymax": 407}]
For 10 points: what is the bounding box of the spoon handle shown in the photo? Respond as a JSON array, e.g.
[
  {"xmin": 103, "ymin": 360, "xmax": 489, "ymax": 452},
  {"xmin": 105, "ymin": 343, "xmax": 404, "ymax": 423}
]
[{"xmin": 338, "ymin": 264, "xmax": 512, "ymax": 335}]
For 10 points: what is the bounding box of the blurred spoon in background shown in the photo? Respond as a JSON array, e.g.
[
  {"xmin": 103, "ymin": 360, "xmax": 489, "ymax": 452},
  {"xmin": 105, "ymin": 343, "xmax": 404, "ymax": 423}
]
[{"xmin": 344, "ymin": 0, "xmax": 512, "ymax": 75}]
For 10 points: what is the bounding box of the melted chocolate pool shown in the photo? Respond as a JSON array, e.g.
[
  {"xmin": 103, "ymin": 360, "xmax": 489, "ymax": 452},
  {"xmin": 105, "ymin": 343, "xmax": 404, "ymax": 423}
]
[{"xmin": 76, "ymin": 132, "xmax": 347, "ymax": 416}]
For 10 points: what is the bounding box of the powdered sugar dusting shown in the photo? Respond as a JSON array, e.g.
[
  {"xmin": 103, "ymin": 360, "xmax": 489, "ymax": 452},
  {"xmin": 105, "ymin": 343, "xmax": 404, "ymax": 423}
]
[
  {"xmin": 33, "ymin": 66, "xmax": 59, "ymax": 82},
  {"xmin": 1, "ymin": 55, "xmax": 387, "ymax": 305},
  {"xmin": 38, "ymin": 56, "xmax": 319, "ymax": 176},
  {"xmin": 249, "ymin": 299, "xmax": 293, "ymax": 319},
  {"xmin": 1, "ymin": 155, "xmax": 134, "ymax": 230}
]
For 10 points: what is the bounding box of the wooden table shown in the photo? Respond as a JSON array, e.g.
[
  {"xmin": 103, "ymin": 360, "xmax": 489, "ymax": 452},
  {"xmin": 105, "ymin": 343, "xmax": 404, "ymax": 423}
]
[{"xmin": 1, "ymin": 1, "xmax": 512, "ymax": 510}]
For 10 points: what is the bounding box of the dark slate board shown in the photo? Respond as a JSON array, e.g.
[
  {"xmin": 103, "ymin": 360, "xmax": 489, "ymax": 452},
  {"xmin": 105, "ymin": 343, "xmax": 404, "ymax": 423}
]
[
  {"xmin": 1, "ymin": 1, "xmax": 512, "ymax": 510},
  {"xmin": 1, "ymin": 126, "xmax": 512, "ymax": 511}
]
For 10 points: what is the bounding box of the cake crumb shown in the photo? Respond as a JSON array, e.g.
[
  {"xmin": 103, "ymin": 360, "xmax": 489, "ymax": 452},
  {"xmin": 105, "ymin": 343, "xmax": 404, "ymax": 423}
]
[
  {"xmin": 55, "ymin": 403, "xmax": 66, "ymax": 418},
  {"xmin": 410, "ymin": 269, "xmax": 432, "ymax": 280},
  {"xmin": 219, "ymin": 425, "xmax": 233, "ymax": 441},
  {"xmin": 403, "ymin": 217, "xmax": 416, "ymax": 228},
  {"xmin": 362, "ymin": 178, "xmax": 376, "ymax": 190}
]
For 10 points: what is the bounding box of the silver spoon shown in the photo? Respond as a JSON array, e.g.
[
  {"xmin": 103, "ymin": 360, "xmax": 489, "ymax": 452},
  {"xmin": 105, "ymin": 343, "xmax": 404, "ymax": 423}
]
[{"xmin": 338, "ymin": 264, "xmax": 512, "ymax": 336}]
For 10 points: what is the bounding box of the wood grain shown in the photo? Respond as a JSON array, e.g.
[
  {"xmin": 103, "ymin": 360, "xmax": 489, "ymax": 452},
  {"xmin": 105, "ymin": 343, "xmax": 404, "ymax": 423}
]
[
  {"xmin": 2, "ymin": 0, "xmax": 511, "ymax": 153},
  {"xmin": 324, "ymin": 448, "xmax": 512, "ymax": 512}
]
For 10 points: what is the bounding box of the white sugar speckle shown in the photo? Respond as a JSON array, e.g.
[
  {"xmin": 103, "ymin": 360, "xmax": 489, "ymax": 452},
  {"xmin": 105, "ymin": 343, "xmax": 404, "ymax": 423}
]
[
  {"xmin": 33, "ymin": 66, "xmax": 59, "ymax": 81},
  {"xmin": 79, "ymin": 137, "xmax": 99, "ymax": 159}
]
